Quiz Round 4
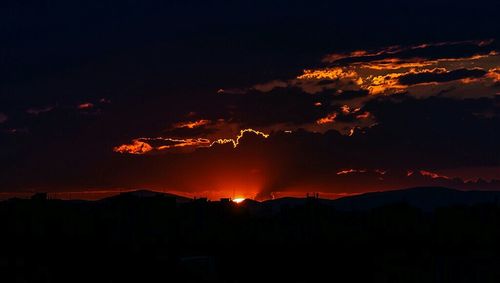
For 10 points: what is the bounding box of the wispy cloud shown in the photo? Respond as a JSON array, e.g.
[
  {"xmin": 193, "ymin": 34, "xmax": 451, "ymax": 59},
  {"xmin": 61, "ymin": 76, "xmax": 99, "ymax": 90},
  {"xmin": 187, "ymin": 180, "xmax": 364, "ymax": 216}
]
[
  {"xmin": 114, "ymin": 128, "xmax": 269, "ymax": 154},
  {"xmin": 172, "ymin": 119, "xmax": 211, "ymax": 129}
]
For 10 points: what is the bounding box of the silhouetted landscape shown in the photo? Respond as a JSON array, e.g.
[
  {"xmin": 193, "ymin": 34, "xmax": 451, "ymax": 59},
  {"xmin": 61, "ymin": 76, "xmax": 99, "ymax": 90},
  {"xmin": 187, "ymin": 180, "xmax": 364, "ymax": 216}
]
[{"xmin": 2, "ymin": 187, "xmax": 500, "ymax": 282}]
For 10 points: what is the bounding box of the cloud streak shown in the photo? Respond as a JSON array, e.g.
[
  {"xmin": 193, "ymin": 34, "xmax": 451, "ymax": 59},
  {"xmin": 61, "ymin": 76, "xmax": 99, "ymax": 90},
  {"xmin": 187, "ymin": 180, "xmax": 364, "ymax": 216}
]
[{"xmin": 114, "ymin": 128, "xmax": 269, "ymax": 154}]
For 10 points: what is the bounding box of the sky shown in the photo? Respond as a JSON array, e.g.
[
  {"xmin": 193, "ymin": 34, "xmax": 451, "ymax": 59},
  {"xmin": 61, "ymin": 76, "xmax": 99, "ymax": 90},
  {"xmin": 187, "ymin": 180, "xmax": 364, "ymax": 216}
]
[{"xmin": 1, "ymin": 0, "xmax": 499, "ymax": 200}]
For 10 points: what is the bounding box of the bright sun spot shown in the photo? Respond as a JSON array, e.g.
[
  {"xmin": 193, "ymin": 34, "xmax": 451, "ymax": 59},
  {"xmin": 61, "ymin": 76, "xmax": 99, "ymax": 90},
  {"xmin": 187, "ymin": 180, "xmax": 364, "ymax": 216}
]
[{"xmin": 232, "ymin": 198, "xmax": 245, "ymax": 204}]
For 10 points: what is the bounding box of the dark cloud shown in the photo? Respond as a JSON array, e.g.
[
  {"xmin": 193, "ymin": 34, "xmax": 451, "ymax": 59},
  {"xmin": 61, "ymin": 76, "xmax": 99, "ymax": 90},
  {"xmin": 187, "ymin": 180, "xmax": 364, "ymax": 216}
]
[
  {"xmin": 327, "ymin": 40, "xmax": 498, "ymax": 66},
  {"xmin": 398, "ymin": 68, "xmax": 488, "ymax": 85}
]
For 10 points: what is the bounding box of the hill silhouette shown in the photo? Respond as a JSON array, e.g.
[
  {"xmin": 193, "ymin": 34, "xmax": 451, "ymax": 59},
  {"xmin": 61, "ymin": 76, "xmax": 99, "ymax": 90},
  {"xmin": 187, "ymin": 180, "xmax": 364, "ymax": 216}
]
[
  {"xmin": 2, "ymin": 186, "xmax": 500, "ymax": 282},
  {"xmin": 331, "ymin": 186, "xmax": 500, "ymax": 211},
  {"xmin": 255, "ymin": 187, "xmax": 500, "ymax": 212},
  {"xmin": 100, "ymin": 189, "xmax": 192, "ymax": 203}
]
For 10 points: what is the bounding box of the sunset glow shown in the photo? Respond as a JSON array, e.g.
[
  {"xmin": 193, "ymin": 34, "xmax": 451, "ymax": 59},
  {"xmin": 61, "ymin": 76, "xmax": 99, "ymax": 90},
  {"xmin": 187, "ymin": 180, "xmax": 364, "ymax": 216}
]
[
  {"xmin": 232, "ymin": 198, "xmax": 245, "ymax": 204},
  {"xmin": 1, "ymin": 2, "xmax": 498, "ymax": 201}
]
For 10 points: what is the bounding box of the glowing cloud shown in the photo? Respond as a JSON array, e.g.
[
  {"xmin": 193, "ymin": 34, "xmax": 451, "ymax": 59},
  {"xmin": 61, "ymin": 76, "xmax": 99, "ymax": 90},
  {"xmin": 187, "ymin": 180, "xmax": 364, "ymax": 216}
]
[
  {"xmin": 356, "ymin": 112, "xmax": 371, "ymax": 119},
  {"xmin": 316, "ymin": 113, "xmax": 338, "ymax": 125},
  {"xmin": 486, "ymin": 68, "xmax": 500, "ymax": 83},
  {"xmin": 114, "ymin": 128, "xmax": 269, "ymax": 154},
  {"xmin": 78, "ymin": 103, "xmax": 94, "ymax": 109},
  {"xmin": 336, "ymin": 169, "xmax": 367, "ymax": 175},
  {"xmin": 173, "ymin": 119, "xmax": 210, "ymax": 129},
  {"xmin": 420, "ymin": 170, "xmax": 451, "ymax": 180},
  {"xmin": 297, "ymin": 67, "xmax": 360, "ymax": 81},
  {"xmin": 210, "ymin": 128, "xmax": 270, "ymax": 148},
  {"xmin": 113, "ymin": 139, "xmax": 154, "ymax": 155},
  {"xmin": 114, "ymin": 137, "xmax": 211, "ymax": 154}
]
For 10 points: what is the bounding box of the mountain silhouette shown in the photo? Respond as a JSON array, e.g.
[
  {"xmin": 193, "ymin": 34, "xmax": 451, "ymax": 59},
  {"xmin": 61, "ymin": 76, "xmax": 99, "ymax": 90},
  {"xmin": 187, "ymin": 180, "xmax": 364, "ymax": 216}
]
[
  {"xmin": 330, "ymin": 186, "xmax": 500, "ymax": 211},
  {"xmin": 100, "ymin": 189, "xmax": 192, "ymax": 203},
  {"xmin": 258, "ymin": 187, "xmax": 500, "ymax": 212},
  {"xmin": 3, "ymin": 186, "xmax": 500, "ymax": 282},
  {"xmin": 93, "ymin": 187, "xmax": 500, "ymax": 211}
]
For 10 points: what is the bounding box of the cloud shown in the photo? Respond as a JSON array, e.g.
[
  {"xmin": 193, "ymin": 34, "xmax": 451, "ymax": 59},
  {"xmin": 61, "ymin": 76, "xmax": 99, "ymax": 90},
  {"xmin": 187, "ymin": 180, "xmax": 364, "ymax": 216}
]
[
  {"xmin": 398, "ymin": 68, "xmax": 487, "ymax": 85},
  {"xmin": 113, "ymin": 139, "xmax": 153, "ymax": 155},
  {"xmin": 210, "ymin": 128, "xmax": 269, "ymax": 148},
  {"xmin": 114, "ymin": 137, "xmax": 212, "ymax": 154},
  {"xmin": 419, "ymin": 170, "xmax": 451, "ymax": 180},
  {"xmin": 486, "ymin": 68, "xmax": 500, "ymax": 84},
  {"xmin": 26, "ymin": 106, "xmax": 55, "ymax": 115},
  {"xmin": 276, "ymin": 40, "xmax": 499, "ymax": 98},
  {"xmin": 323, "ymin": 39, "xmax": 497, "ymax": 66},
  {"xmin": 0, "ymin": 113, "xmax": 7, "ymax": 123},
  {"xmin": 336, "ymin": 169, "xmax": 367, "ymax": 175},
  {"xmin": 114, "ymin": 128, "xmax": 269, "ymax": 154},
  {"xmin": 172, "ymin": 119, "xmax": 211, "ymax": 129},
  {"xmin": 316, "ymin": 113, "xmax": 337, "ymax": 125},
  {"xmin": 253, "ymin": 80, "xmax": 288, "ymax": 92},
  {"xmin": 78, "ymin": 103, "xmax": 94, "ymax": 110},
  {"xmin": 119, "ymin": 40, "xmax": 498, "ymax": 157},
  {"xmin": 200, "ymin": 40, "xmax": 498, "ymax": 143}
]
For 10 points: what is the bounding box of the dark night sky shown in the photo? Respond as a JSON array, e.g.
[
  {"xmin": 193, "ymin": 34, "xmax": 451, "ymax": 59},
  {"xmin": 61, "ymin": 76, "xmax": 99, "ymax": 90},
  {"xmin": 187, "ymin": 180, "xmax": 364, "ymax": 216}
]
[{"xmin": 1, "ymin": 0, "xmax": 499, "ymax": 199}]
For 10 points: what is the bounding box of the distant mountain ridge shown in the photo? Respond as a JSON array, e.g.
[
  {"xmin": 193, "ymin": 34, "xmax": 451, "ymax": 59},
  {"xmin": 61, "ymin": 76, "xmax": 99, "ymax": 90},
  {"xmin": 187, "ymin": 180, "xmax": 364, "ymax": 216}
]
[
  {"xmin": 249, "ymin": 187, "xmax": 500, "ymax": 212},
  {"xmin": 9, "ymin": 187, "xmax": 499, "ymax": 211},
  {"xmin": 330, "ymin": 186, "xmax": 500, "ymax": 211},
  {"xmin": 100, "ymin": 189, "xmax": 192, "ymax": 203}
]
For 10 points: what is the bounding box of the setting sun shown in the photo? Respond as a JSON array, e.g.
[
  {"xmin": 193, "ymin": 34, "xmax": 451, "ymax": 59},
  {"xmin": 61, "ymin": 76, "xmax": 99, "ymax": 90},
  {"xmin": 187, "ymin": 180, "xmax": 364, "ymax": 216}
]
[{"xmin": 232, "ymin": 198, "xmax": 245, "ymax": 204}]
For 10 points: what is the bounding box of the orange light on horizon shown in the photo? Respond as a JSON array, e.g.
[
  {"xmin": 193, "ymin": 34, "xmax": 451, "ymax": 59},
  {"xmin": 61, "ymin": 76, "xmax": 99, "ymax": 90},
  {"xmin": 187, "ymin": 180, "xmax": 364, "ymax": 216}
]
[{"xmin": 232, "ymin": 198, "xmax": 245, "ymax": 203}]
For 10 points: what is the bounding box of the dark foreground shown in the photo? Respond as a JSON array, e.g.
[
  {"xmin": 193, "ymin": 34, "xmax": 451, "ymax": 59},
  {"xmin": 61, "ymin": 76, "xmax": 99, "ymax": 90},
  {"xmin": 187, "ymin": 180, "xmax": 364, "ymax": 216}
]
[{"xmin": 2, "ymin": 188, "xmax": 500, "ymax": 283}]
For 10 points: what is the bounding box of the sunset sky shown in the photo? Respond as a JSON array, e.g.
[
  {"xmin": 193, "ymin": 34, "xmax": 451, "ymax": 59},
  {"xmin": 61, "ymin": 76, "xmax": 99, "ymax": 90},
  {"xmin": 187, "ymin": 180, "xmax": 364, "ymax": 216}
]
[{"xmin": 1, "ymin": 0, "xmax": 499, "ymax": 200}]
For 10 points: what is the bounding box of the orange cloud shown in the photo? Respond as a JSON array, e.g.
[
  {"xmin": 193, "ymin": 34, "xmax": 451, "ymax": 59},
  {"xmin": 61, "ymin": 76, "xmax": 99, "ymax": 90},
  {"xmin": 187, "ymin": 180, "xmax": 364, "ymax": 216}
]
[
  {"xmin": 336, "ymin": 169, "xmax": 367, "ymax": 175},
  {"xmin": 156, "ymin": 138, "xmax": 211, "ymax": 150},
  {"xmin": 365, "ymin": 72, "xmax": 408, "ymax": 95},
  {"xmin": 336, "ymin": 169, "xmax": 388, "ymax": 175},
  {"xmin": 356, "ymin": 58, "xmax": 433, "ymax": 70},
  {"xmin": 486, "ymin": 68, "xmax": 500, "ymax": 82},
  {"xmin": 323, "ymin": 39, "xmax": 495, "ymax": 65},
  {"xmin": 356, "ymin": 111, "xmax": 371, "ymax": 119},
  {"xmin": 297, "ymin": 67, "xmax": 363, "ymax": 86},
  {"xmin": 114, "ymin": 128, "xmax": 270, "ymax": 154},
  {"xmin": 173, "ymin": 119, "xmax": 210, "ymax": 129},
  {"xmin": 322, "ymin": 45, "xmax": 403, "ymax": 63},
  {"xmin": 362, "ymin": 68, "xmax": 459, "ymax": 95},
  {"xmin": 114, "ymin": 137, "xmax": 211, "ymax": 154},
  {"xmin": 420, "ymin": 170, "xmax": 451, "ymax": 180},
  {"xmin": 341, "ymin": 105, "xmax": 351, "ymax": 114},
  {"xmin": 316, "ymin": 113, "xmax": 337, "ymax": 125},
  {"xmin": 113, "ymin": 139, "xmax": 154, "ymax": 154}
]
